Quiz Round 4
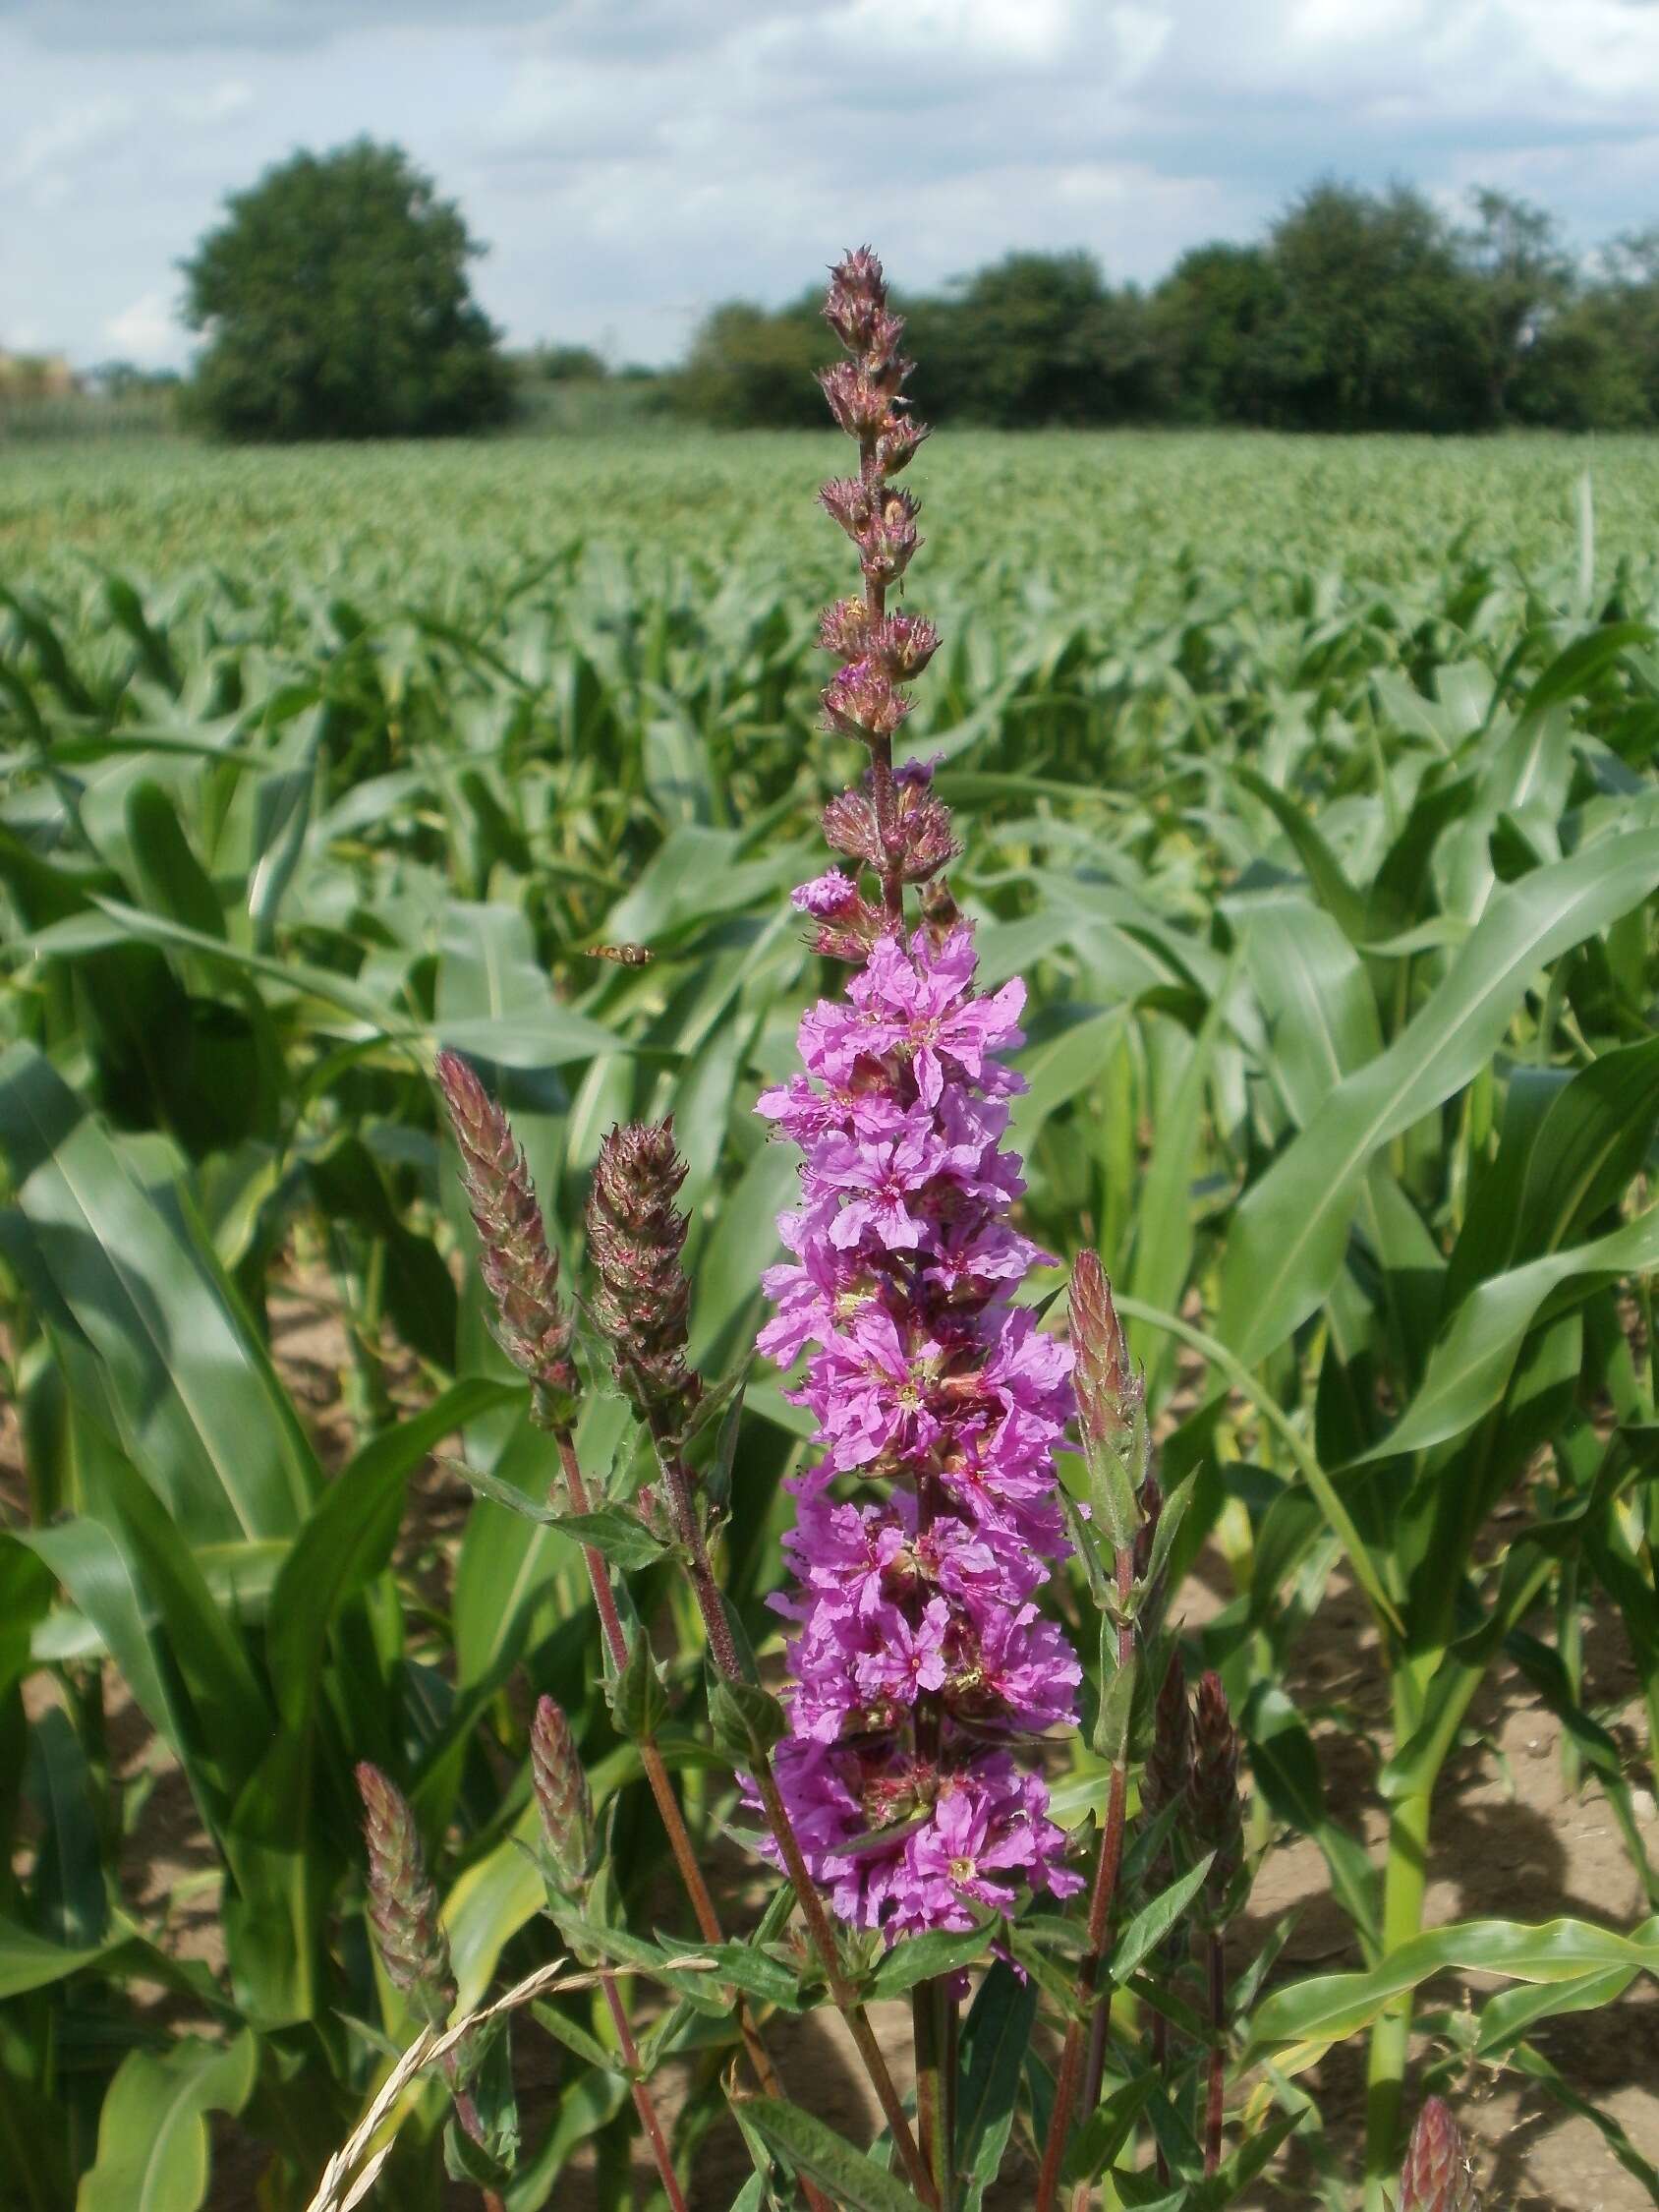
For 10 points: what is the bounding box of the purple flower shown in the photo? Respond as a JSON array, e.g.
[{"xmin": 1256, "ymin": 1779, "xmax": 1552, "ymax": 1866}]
[
  {"xmin": 757, "ymin": 252, "xmax": 1079, "ymax": 1943},
  {"xmin": 792, "ymin": 867, "xmax": 862, "ymax": 918},
  {"xmin": 756, "ymin": 920, "xmax": 1081, "ymax": 1937}
]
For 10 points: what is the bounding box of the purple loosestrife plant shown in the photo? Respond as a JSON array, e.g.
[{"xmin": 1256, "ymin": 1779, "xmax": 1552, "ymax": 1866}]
[
  {"xmin": 413, "ymin": 246, "xmax": 1288, "ymax": 2212},
  {"xmin": 754, "ymin": 249, "xmax": 1083, "ymax": 1946}
]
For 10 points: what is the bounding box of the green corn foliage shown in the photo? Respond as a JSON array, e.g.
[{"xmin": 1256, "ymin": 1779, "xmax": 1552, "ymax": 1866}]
[{"xmin": 0, "ymin": 428, "xmax": 1655, "ymax": 2208}]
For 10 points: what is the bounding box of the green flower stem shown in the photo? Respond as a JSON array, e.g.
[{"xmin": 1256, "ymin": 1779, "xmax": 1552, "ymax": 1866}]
[
  {"xmin": 913, "ymin": 1984, "xmax": 943, "ymax": 2209},
  {"xmin": 1039, "ymin": 1545, "xmax": 1134, "ymax": 2212}
]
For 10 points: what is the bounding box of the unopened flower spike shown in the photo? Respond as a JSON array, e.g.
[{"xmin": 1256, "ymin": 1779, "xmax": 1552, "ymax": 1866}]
[
  {"xmin": 356, "ymin": 1762, "xmax": 456, "ymax": 2031},
  {"xmin": 752, "ymin": 245, "xmax": 1083, "ymax": 1941},
  {"xmin": 1188, "ymin": 1669, "xmax": 1245, "ymax": 1923},
  {"xmin": 1401, "ymin": 2096, "xmax": 1481, "ymax": 2212},
  {"xmin": 531, "ymin": 1695, "xmax": 595, "ymax": 1893},
  {"xmin": 587, "ymin": 1119, "xmax": 702, "ymax": 1440},
  {"xmin": 436, "ymin": 1050, "xmax": 580, "ymax": 1428}
]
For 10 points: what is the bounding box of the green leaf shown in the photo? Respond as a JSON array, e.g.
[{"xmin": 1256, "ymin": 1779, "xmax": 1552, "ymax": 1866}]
[
  {"xmin": 0, "ymin": 1043, "xmax": 319, "ymax": 1542},
  {"xmin": 0, "ymin": 1914, "xmax": 122, "ymax": 1999},
  {"xmin": 76, "ymin": 2032, "xmax": 257, "ymax": 2212},
  {"xmin": 1356, "ymin": 1206, "xmax": 1659, "ymax": 1463},
  {"xmin": 1059, "ymin": 2071, "xmax": 1157, "ymax": 2189},
  {"xmin": 436, "ymin": 900, "xmax": 623, "ymax": 1068},
  {"xmin": 1232, "ymin": 767, "xmax": 1371, "ymax": 946},
  {"xmin": 556, "ymin": 1507, "xmax": 670, "ymax": 1569},
  {"xmin": 1216, "ymin": 830, "xmax": 1659, "ymax": 1366},
  {"xmin": 605, "ymin": 1634, "xmax": 669, "ymax": 1742},
  {"xmin": 868, "ymin": 1918, "xmax": 996, "ymax": 2000},
  {"xmin": 707, "ymin": 1674, "xmax": 786, "ymax": 1767},
  {"xmin": 265, "ymin": 1377, "xmax": 519, "ymax": 1731},
  {"xmin": 739, "ymin": 2097, "xmax": 927, "ymax": 2212},
  {"xmin": 1110, "ymin": 1856, "xmax": 1215, "ymax": 1985},
  {"xmin": 26, "ymin": 1706, "xmax": 109, "ymax": 1948},
  {"xmin": 1244, "ymin": 1915, "xmax": 1659, "ymax": 2066},
  {"xmin": 955, "ymin": 1957, "xmax": 1036, "ymax": 2212}
]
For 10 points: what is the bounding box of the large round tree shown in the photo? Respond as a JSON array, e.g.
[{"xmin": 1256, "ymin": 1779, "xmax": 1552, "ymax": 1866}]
[{"xmin": 182, "ymin": 140, "xmax": 514, "ymax": 440}]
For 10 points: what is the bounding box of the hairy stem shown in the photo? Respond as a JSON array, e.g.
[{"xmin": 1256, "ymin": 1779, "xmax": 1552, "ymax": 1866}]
[
  {"xmin": 859, "ymin": 426, "xmax": 906, "ymax": 928},
  {"xmin": 601, "ymin": 1973, "xmax": 690, "ymax": 2212}
]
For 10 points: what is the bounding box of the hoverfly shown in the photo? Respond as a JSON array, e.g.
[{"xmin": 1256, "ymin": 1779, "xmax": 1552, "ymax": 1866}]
[{"xmin": 586, "ymin": 943, "xmax": 654, "ymax": 966}]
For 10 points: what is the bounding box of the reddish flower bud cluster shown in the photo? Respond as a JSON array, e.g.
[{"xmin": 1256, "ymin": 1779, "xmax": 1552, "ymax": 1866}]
[
  {"xmin": 1070, "ymin": 1249, "xmax": 1141, "ymax": 1457},
  {"xmin": 356, "ymin": 1762, "xmax": 456, "ymax": 2031},
  {"xmin": 1401, "ymin": 2097, "xmax": 1481, "ymax": 2212},
  {"xmin": 587, "ymin": 1120, "xmax": 702, "ymax": 1438},
  {"xmin": 436, "ymin": 1050, "xmax": 579, "ymax": 1428},
  {"xmin": 531, "ymin": 1695, "xmax": 595, "ymax": 1892},
  {"xmin": 1188, "ymin": 1670, "xmax": 1245, "ymax": 1925},
  {"xmin": 1143, "ymin": 1647, "xmax": 1192, "ymax": 1827},
  {"xmin": 814, "ymin": 248, "xmax": 935, "ymax": 777}
]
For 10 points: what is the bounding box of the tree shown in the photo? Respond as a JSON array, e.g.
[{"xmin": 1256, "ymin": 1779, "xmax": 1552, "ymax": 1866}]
[
  {"xmin": 1264, "ymin": 181, "xmax": 1486, "ymax": 431},
  {"xmin": 1456, "ymin": 188, "xmax": 1574, "ymax": 422},
  {"xmin": 1150, "ymin": 244, "xmax": 1286, "ymax": 424},
  {"xmin": 671, "ymin": 300, "xmax": 826, "ymax": 429},
  {"xmin": 926, "ymin": 252, "xmax": 1117, "ymax": 426},
  {"xmin": 181, "ymin": 140, "xmax": 513, "ymax": 440}
]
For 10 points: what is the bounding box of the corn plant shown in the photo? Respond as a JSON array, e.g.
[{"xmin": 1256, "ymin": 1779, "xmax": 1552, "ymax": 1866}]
[{"xmin": 1, "ymin": 246, "xmax": 1657, "ymax": 2210}]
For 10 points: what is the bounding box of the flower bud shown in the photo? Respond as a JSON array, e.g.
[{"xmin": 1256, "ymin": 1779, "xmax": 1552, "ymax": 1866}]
[
  {"xmin": 876, "ymin": 413, "xmax": 930, "ymax": 476},
  {"xmin": 822, "ymin": 786, "xmax": 883, "ymax": 866},
  {"xmin": 531, "ymin": 1696, "xmax": 595, "ymax": 1892},
  {"xmin": 870, "ymin": 614, "xmax": 941, "ymax": 680},
  {"xmin": 586, "ymin": 1120, "xmax": 702, "ymax": 1437},
  {"xmin": 1188, "ymin": 1671, "xmax": 1245, "ymax": 1925},
  {"xmin": 819, "ymin": 478, "xmax": 874, "ymax": 541},
  {"xmin": 857, "ymin": 489, "xmax": 921, "ymax": 586},
  {"xmin": 818, "ymin": 598, "xmax": 873, "ymax": 659},
  {"xmin": 1142, "ymin": 1647, "xmax": 1191, "ymax": 1824},
  {"xmin": 823, "ymin": 659, "xmax": 912, "ymax": 743},
  {"xmin": 818, "ymin": 362, "xmax": 892, "ymax": 440},
  {"xmin": 824, "ymin": 245, "xmax": 888, "ymax": 351},
  {"xmin": 1069, "ymin": 1251, "xmax": 1145, "ymax": 1552},
  {"xmin": 436, "ymin": 1051, "xmax": 580, "ymax": 1427},
  {"xmin": 356, "ymin": 1763, "xmax": 456, "ymax": 2031},
  {"xmin": 791, "ymin": 869, "xmax": 884, "ymax": 960},
  {"xmin": 1401, "ymin": 2098, "xmax": 1481, "ymax": 2212}
]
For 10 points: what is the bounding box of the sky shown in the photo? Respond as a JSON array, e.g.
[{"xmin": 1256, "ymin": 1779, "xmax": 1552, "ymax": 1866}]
[{"xmin": 4, "ymin": 0, "xmax": 1659, "ymax": 372}]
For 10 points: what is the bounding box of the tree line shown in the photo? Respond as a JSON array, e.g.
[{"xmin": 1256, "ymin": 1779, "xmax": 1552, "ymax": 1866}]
[
  {"xmin": 66, "ymin": 144, "xmax": 1659, "ymax": 441},
  {"xmin": 673, "ymin": 183, "xmax": 1659, "ymax": 435}
]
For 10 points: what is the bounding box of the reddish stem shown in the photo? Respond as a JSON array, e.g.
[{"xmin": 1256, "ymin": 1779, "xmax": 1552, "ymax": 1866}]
[
  {"xmin": 1036, "ymin": 1548, "xmax": 1135, "ymax": 2212},
  {"xmin": 601, "ymin": 1972, "xmax": 690, "ymax": 2212},
  {"xmin": 1205, "ymin": 1929, "xmax": 1226, "ymax": 2178},
  {"xmin": 551, "ymin": 1431, "xmax": 831, "ymax": 2212}
]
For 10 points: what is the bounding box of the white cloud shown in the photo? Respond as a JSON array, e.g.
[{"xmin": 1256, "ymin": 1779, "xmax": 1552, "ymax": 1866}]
[
  {"xmin": 6, "ymin": 92, "xmax": 134, "ymax": 187},
  {"xmin": 169, "ymin": 78, "xmax": 255, "ymax": 125},
  {"xmin": 103, "ymin": 288, "xmax": 182, "ymax": 366},
  {"xmin": 6, "ymin": 0, "xmax": 1659, "ymax": 370}
]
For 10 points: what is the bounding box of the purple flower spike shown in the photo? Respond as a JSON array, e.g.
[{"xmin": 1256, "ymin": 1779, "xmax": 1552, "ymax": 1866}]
[
  {"xmin": 752, "ymin": 246, "xmax": 1081, "ymax": 1942},
  {"xmin": 756, "ymin": 925, "xmax": 1081, "ymax": 1937}
]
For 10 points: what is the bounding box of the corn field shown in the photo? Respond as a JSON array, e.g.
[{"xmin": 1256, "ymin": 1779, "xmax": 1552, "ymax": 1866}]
[{"xmin": 1, "ymin": 428, "xmax": 1657, "ymax": 2211}]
